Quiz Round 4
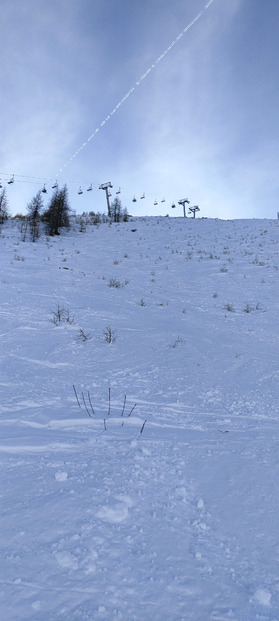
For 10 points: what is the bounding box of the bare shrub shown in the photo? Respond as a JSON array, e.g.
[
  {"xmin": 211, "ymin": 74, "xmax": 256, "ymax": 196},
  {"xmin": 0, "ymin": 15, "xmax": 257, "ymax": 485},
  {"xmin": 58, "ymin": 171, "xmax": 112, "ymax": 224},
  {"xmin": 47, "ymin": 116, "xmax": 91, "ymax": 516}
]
[
  {"xmin": 108, "ymin": 278, "xmax": 122, "ymax": 288},
  {"xmin": 51, "ymin": 303, "xmax": 75, "ymax": 325},
  {"xmin": 171, "ymin": 336, "xmax": 185, "ymax": 348},
  {"xmin": 102, "ymin": 326, "xmax": 117, "ymax": 343},
  {"xmin": 77, "ymin": 328, "xmax": 92, "ymax": 342},
  {"xmin": 224, "ymin": 303, "xmax": 234, "ymax": 312}
]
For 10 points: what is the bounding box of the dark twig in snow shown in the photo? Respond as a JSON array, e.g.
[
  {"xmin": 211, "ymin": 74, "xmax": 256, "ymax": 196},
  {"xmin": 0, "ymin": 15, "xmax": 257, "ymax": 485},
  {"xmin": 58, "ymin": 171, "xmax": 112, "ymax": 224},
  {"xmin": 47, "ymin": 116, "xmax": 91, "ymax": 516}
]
[
  {"xmin": 140, "ymin": 420, "xmax": 147, "ymax": 434},
  {"xmin": 108, "ymin": 387, "xmax": 111, "ymax": 416},
  {"xmin": 73, "ymin": 384, "xmax": 81, "ymax": 408},
  {"xmin": 127, "ymin": 403, "xmax": 137, "ymax": 417},
  {"xmin": 82, "ymin": 392, "xmax": 92, "ymax": 417},
  {"xmin": 121, "ymin": 394, "xmax": 126, "ymax": 416},
  {"xmin": 88, "ymin": 391, "xmax": 95, "ymax": 416}
]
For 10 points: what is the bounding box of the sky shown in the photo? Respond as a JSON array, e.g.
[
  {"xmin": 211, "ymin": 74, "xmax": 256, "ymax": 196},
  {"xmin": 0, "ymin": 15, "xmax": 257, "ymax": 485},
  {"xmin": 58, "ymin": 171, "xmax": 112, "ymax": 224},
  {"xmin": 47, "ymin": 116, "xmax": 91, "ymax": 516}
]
[{"xmin": 1, "ymin": 0, "xmax": 279, "ymax": 219}]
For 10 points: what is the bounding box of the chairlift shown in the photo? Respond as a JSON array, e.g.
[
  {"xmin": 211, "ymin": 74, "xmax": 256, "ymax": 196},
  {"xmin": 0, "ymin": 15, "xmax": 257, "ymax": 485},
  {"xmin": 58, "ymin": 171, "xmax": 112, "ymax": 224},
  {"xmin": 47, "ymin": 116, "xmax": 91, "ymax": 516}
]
[
  {"xmin": 140, "ymin": 193, "xmax": 145, "ymax": 199},
  {"xmin": 154, "ymin": 199, "xmax": 158, "ymax": 206},
  {"xmin": 52, "ymin": 181, "xmax": 58, "ymax": 189},
  {"xmin": 116, "ymin": 187, "xmax": 121, "ymax": 194},
  {"xmin": 171, "ymin": 203, "xmax": 176, "ymax": 209},
  {"xmin": 132, "ymin": 195, "xmax": 137, "ymax": 202},
  {"xmin": 7, "ymin": 175, "xmax": 14, "ymax": 185},
  {"xmin": 87, "ymin": 184, "xmax": 92, "ymax": 192},
  {"xmin": 161, "ymin": 197, "xmax": 165, "ymax": 203},
  {"xmin": 78, "ymin": 187, "xmax": 83, "ymax": 195},
  {"xmin": 42, "ymin": 185, "xmax": 47, "ymax": 193}
]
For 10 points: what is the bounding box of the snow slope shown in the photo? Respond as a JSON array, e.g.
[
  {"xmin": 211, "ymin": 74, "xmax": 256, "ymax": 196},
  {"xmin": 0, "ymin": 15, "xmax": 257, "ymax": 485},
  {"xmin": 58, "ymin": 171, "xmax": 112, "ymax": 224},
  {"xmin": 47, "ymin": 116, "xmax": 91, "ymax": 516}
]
[{"xmin": 1, "ymin": 216, "xmax": 279, "ymax": 620}]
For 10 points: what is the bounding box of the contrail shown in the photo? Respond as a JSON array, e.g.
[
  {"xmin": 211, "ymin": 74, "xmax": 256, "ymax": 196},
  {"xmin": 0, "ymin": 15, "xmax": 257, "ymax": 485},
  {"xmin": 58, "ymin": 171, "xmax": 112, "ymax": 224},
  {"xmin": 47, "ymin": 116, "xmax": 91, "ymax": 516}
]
[{"xmin": 58, "ymin": 0, "xmax": 215, "ymax": 173}]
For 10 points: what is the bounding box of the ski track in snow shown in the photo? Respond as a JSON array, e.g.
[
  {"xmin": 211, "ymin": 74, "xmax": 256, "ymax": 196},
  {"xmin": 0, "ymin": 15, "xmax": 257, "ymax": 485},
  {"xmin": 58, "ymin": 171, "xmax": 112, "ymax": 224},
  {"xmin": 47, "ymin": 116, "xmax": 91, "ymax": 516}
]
[{"xmin": 1, "ymin": 216, "xmax": 279, "ymax": 620}]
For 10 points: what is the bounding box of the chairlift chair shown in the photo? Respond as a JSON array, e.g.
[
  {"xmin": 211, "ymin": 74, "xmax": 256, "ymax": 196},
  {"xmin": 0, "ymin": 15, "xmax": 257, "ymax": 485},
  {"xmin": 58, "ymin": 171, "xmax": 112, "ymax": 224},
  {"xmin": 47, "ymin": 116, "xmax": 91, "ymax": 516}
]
[
  {"xmin": 7, "ymin": 175, "xmax": 14, "ymax": 185},
  {"xmin": 154, "ymin": 199, "xmax": 158, "ymax": 206},
  {"xmin": 132, "ymin": 196, "xmax": 137, "ymax": 202},
  {"xmin": 87, "ymin": 184, "xmax": 92, "ymax": 191},
  {"xmin": 161, "ymin": 197, "xmax": 165, "ymax": 203},
  {"xmin": 52, "ymin": 181, "xmax": 58, "ymax": 189},
  {"xmin": 171, "ymin": 203, "xmax": 176, "ymax": 209},
  {"xmin": 0, "ymin": 181, "xmax": 2, "ymax": 188},
  {"xmin": 116, "ymin": 187, "xmax": 121, "ymax": 194},
  {"xmin": 42, "ymin": 185, "xmax": 47, "ymax": 193},
  {"xmin": 78, "ymin": 187, "xmax": 83, "ymax": 195},
  {"xmin": 140, "ymin": 193, "xmax": 145, "ymax": 199}
]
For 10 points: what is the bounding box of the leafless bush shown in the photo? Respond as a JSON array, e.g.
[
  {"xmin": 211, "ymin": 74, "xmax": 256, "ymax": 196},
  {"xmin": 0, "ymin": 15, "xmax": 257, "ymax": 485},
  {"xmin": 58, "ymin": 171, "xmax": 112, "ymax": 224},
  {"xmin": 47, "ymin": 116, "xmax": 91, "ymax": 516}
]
[
  {"xmin": 243, "ymin": 302, "xmax": 260, "ymax": 313},
  {"xmin": 51, "ymin": 302, "xmax": 75, "ymax": 325},
  {"xmin": 102, "ymin": 326, "xmax": 117, "ymax": 343},
  {"xmin": 108, "ymin": 278, "xmax": 122, "ymax": 288},
  {"xmin": 108, "ymin": 277, "xmax": 129, "ymax": 288},
  {"xmin": 77, "ymin": 328, "xmax": 92, "ymax": 342},
  {"xmin": 224, "ymin": 303, "xmax": 234, "ymax": 312},
  {"xmin": 171, "ymin": 335, "xmax": 185, "ymax": 348},
  {"xmin": 51, "ymin": 302, "xmax": 66, "ymax": 325}
]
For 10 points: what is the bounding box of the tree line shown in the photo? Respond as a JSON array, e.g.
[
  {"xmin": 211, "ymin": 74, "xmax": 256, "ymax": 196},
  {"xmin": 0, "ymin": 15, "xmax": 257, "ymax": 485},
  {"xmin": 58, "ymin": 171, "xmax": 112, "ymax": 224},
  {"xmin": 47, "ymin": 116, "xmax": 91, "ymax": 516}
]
[{"xmin": 0, "ymin": 185, "xmax": 128, "ymax": 240}]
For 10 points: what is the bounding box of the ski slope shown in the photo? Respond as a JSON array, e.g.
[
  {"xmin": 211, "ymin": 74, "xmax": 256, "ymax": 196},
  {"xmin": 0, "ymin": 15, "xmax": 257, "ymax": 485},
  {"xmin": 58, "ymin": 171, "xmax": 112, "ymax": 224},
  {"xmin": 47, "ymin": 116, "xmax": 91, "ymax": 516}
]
[{"xmin": 1, "ymin": 215, "xmax": 279, "ymax": 620}]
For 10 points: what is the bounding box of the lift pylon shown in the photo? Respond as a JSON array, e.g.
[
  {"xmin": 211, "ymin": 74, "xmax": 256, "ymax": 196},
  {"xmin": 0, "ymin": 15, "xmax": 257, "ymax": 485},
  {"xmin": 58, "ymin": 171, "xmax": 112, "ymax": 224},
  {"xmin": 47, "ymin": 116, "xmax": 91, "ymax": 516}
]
[
  {"xmin": 178, "ymin": 198, "xmax": 190, "ymax": 218},
  {"xmin": 99, "ymin": 182, "xmax": 113, "ymax": 217}
]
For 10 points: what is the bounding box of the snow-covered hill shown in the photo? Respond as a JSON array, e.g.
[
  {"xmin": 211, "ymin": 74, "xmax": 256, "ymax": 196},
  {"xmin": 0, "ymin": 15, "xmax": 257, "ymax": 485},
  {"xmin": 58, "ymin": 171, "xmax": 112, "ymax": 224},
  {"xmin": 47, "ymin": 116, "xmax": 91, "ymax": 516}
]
[{"xmin": 1, "ymin": 216, "xmax": 279, "ymax": 620}]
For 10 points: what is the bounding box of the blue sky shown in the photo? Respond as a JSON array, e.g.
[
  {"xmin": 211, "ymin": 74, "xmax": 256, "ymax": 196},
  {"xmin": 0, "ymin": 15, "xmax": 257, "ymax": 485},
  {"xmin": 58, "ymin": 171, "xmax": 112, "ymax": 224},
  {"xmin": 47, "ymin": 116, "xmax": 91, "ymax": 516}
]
[{"xmin": 1, "ymin": 0, "xmax": 278, "ymax": 219}]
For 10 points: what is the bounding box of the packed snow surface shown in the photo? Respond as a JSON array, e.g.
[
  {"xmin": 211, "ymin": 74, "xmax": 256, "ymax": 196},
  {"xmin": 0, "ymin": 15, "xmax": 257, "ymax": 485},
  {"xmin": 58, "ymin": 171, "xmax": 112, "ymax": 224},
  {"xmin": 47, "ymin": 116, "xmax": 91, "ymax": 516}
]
[{"xmin": 1, "ymin": 216, "xmax": 279, "ymax": 620}]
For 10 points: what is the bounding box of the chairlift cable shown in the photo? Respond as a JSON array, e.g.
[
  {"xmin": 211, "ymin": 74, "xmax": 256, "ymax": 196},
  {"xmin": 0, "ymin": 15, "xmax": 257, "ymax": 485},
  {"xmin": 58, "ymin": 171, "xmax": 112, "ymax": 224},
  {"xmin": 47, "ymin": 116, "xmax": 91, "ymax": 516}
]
[{"xmin": 0, "ymin": 170, "xmax": 199, "ymax": 216}]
